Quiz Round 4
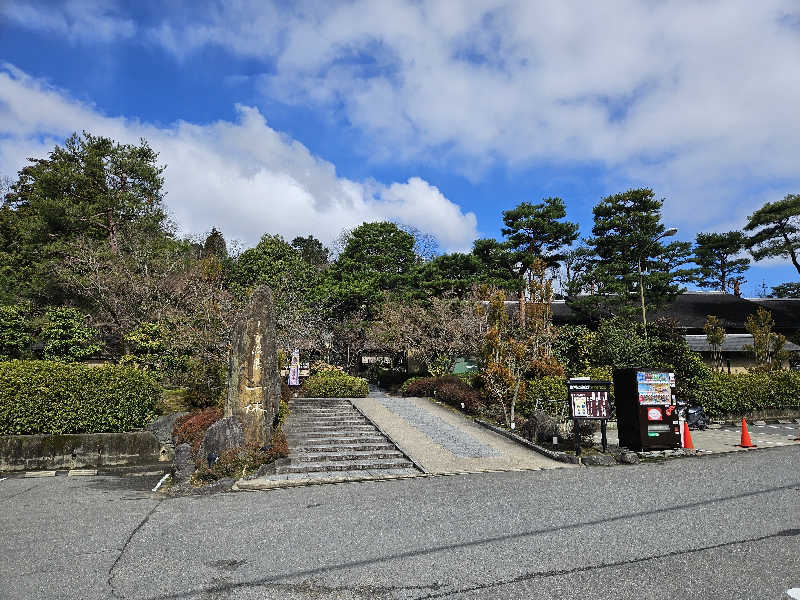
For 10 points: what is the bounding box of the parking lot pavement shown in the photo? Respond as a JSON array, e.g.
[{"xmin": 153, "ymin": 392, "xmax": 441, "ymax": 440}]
[{"xmin": 595, "ymin": 422, "xmax": 800, "ymax": 454}]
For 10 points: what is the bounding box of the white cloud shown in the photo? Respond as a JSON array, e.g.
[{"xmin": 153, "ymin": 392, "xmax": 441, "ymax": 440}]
[
  {"xmin": 6, "ymin": 1, "xmax": 800, "ymax": 242},
  {"xmin": 132, "ymin": 0, "xmax": 800, "ymax": 231},
  {"xmin": 1, "ymin": 0, "xmax": 135, "ymax": 42},
  {"xmin": 0, "ymin": 66, "xmax": 478, "ymax": 252}
]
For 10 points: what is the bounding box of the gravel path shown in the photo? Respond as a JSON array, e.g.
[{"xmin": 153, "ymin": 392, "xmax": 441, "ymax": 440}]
[{"xmin": 375, "ymin": 396, "xmax": 501, "ymax": 458}]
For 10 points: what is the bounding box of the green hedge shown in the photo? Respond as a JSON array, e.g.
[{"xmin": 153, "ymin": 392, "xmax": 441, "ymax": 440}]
[
  {"xmin": 302, "ymin": 371, "xmax": 368, "ymax": 398},
  {"xmin": 0, "ymin": 360, "xmax": 160, "ymax": 435},
  {"xmin": 696, "ymin": 371, "xmax": 800, "ymax": 417}
]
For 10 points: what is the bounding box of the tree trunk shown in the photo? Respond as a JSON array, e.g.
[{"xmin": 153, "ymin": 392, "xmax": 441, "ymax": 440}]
[
  {"xmin": 106, "ymin": 208, "xmax": 119, "ymax": 254},
  {"xmin": 787, "ymin": 238, "xmax": 800, "ymax": 274}
]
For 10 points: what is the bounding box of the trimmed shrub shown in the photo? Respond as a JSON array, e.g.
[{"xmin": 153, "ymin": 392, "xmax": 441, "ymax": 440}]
[
  {"xmin": 400, "ymin": 376, "xmax": 423, "ymax": 395},
  {"xmin": 402, "ymin": 375, "xmax": 484, "ymax": 414},
  {"xmin": 0, "ymin": 305, "xmax": 32, "ymax": 361},
  {"xmin": 456, "ymin": 371, "xmax": 482, "ymax": 388},
  {"xmin": 281, "ymin": 381, "xmax": 292, "ymax": 404},
  {"xmin": 302, "ymin": 371, "xmax": 368, "ymax": 398},
  {"xmin": 696, "ymin": 371, "xmax": 800, "ymax": 417},
  {"xmin": 0, "ymin": 360, "xmax": 159, "ymax": 435},
  {"xmin": 436, "ymin": 381, "xmax": 484, "ymax": 415},
  {"xmin": 40, "ymin": 307, "xmax": 101, "ymax": 362},
  {"xmin": 401, "ymin": 375, "xmax": 461, "ymax": 398}
]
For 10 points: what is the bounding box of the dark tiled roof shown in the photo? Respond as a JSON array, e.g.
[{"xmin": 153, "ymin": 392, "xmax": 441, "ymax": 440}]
[
  {"xmin": 685, "ymin": 334, "xmax": 800, "ymax": 352},
  {"xmin": 487, "ymin": 293, "xmax": 800, "ymax": 333},
  {"xmin": 748, "ymin": 298, "xmax": 800, "ymax": 329},
  {"xmin": 651, "ymin": 292, "xmax": 800, "ymax": 332}
]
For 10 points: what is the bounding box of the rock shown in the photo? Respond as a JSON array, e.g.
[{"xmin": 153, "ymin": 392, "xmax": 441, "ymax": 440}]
[
  {"xmin": 147, "ymin": 412, "xmax": 190, "ymax": 446},
  {"xmin": 248, "ymin": 462, "xmax": 277, "ymax": 479},
  {"xmin": 618, "ymin": 450, "xmax": 640, "ymax": 465},
  {"xmin": 166, "ymin": 477, "xmax": 236, "ymax": 497},
  {"xmin": 225, "ymin": 286, "xmax": 281, "ymax": 447},
  {"xmin": 581, "ymin": 453, "xmax": 617, "ymax": 466},
  {"xmin": 173, "ymin": 443, "xmax": 195, "ymax": 483},
  {"xmin": 200, "ymin": 417, "xmax": 244, "ymax": 461}
]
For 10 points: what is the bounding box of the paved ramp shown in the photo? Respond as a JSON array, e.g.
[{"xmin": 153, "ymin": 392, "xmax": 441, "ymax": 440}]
[{"xmin": 351, "ymin": 394, "xmax": 570, "ymax": 474}]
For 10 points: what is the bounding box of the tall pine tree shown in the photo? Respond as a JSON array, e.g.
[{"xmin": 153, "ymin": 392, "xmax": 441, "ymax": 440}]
[{"xmin": 693, "ymin": 231, "xmax": 749, "ymax": 292}]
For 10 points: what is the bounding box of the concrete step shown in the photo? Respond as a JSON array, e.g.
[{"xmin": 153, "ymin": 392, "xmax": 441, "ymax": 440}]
[
  {"xmin": 289, "ymin": 406, "xmax": 355, "ymax": 411},
  {"xmin": 287, "ymin": 435, "xmax": 388, "ymax": 446},
  {"xmin": 289, "ymin": 424, "xmax": 376, "ymax": 433},
  {"xmin": 286, "ymin": 428, "xmax": 379, "ymax": 443},
  {"xmin": 288, "ymin": 417, "xmax": 368, "ymax": 424},
  {"xmin": 277, "ymin": 458, "xmax": 414, "ymax": 474},
  {"xmin": 289, "ymin": 450, "xmax": 406, "ymax": 463},
  {"xmin": 289, "ymin": 402, "xmax": 353, "ymax": 409},
  {"xmin": 293, "ymin": 443, "xmax": 396, "ymax": 453},
  {"xmin": 286, "ymin": 423, "xmax": 369, "ymax": 432},
  {"xmin": 289, "ymin": 412, "xmax": 358, "ymax": 418}
]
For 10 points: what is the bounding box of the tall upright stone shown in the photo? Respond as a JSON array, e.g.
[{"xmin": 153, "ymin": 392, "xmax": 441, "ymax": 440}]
[{"xmin": 225, "ymin": 286, "xmax": 282, "ymax": 447}]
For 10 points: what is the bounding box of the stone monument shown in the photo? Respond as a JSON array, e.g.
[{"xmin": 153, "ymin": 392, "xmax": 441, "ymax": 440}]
[{"xmin": 224, "ymin": 286, "xmax": 282, "ymax": 448}]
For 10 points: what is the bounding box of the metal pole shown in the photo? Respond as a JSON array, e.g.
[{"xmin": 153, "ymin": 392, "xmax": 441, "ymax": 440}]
[
  {"xmin": 601, "ymin": 420, "xmax": 608, "ymax": 453},
  {"xmin": 574, "ymin": 418, "xmax": 581, "ymax": 456}
]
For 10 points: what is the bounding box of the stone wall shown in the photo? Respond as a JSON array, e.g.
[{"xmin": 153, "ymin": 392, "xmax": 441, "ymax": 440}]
[{"xmin": 0, "ymin": 431, "xmax": 162, "ymax": 471}]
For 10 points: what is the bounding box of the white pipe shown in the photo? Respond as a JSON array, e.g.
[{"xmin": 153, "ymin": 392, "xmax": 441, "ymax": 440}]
[{"xmin": 152, "ymin": 473, "xmax": 170, "ymax": 492}]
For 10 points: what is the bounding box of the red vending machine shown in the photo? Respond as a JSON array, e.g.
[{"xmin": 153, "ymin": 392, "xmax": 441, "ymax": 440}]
[{"xmin": 613, "ymin": 368, "xmax": 681, "ymax": 451}]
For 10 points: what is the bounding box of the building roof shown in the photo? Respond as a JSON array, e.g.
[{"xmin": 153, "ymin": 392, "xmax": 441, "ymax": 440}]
[
  {"xmin": 492, "ymin": 292, "xmax": 800, "ymax": 334},
  {"xmin": 648, "ymin": 292, "xmax": 791, "ymax": 332},
  {"xmin": 685, "ymin": 334, "xmax": 800, "ymax": 353}
]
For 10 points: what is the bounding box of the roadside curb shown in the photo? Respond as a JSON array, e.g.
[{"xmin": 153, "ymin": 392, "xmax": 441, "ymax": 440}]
[
  {"xmin": 473, "ymin": 418, "xmax": 580, "ymax": 465},
  {"xmin": 710, "ymin": 417, "xmax": 800, "ymax": 428}
]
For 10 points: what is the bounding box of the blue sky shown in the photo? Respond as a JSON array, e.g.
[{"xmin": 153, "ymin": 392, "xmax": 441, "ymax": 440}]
[{"xmin": 1, "ymin": 1, "xmax": 799, "ymax": 294}]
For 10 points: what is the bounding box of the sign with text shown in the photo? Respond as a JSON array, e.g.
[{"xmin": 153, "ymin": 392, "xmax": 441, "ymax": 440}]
[{"xmin": 568, "ymin": 380, "xmax": 611, "ymax": 420}]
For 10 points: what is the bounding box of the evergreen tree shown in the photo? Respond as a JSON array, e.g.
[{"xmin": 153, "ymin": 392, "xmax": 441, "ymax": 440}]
[
  {"xmin": 470, "ymin": 238, "xmax": 520, "ymax": 292},
  {"xmin": 1, "ymin": 132, "xmax": 168, "ymax": 303},
  {"xmin": 577, "ymin": 188, "xmax": 695, "ymax": 320},
  {"xmin": 501, "ymin": 197, "xmax": 579, "ymax": 276},
  {"xmin": 420, "ymin": 252, "xmax": 483, "ymax": 298},
  {"xmin": 770, "ymin": 282, "xmax": 800, "ymax": 298},
  {"xmin": 693, "ymin": 231, "xmax": 749, "ymax": 292},
  {"xmin": 291, "ymin": 235, "xmax": 329, "ymax": 267},
  {"xmin": 323, "ymin": 222, "xmax": 419, "ymax": 316},
  {"xmin": 203, "ymin": 227, "xmax": 228, "ymax": 259},
  {"xmin": 744, "ymin": 193, "xmax": 800, "ymax": 275}
]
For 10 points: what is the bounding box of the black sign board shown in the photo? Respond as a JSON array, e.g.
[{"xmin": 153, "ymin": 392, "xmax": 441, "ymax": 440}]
[{"xmin": 568, "ymin": 380, "xmax": 611, "ymax": 419}]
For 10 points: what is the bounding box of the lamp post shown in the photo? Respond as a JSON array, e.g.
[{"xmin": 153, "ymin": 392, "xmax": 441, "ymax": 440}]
[{"xmin": 638, "ymin": 227, "xmax": 678, "ymax": 338}]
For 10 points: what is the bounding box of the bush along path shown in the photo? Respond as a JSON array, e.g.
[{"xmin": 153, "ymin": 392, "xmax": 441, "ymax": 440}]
[{"xmin": 237, "ymin": 397, "xmax": 419, "ymax": 489}]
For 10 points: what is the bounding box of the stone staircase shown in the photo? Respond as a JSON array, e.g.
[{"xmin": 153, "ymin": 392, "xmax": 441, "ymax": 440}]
[{"xmin": 280, "ymin": 398, "xmax": 417, "ymax": 477}]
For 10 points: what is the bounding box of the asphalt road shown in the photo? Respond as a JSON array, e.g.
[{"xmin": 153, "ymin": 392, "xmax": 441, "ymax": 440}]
[{"xmin": 1, "ymin": 446, "xmax": 798, "ymax": 600}]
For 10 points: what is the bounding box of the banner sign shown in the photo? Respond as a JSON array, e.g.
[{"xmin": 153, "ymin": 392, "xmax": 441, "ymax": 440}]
[{"xmin": 288, "ymin": 349, "xmax": 300, "ymax": 386}]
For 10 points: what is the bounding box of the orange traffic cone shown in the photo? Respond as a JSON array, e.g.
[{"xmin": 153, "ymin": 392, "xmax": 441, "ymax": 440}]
[
  {"xmin": 737, "ymin": 418, "xmax": 757, "ymax": 448},
  {"xmin": 683, "ymin": 421, "xmax": 694, "ymax": 450}
]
